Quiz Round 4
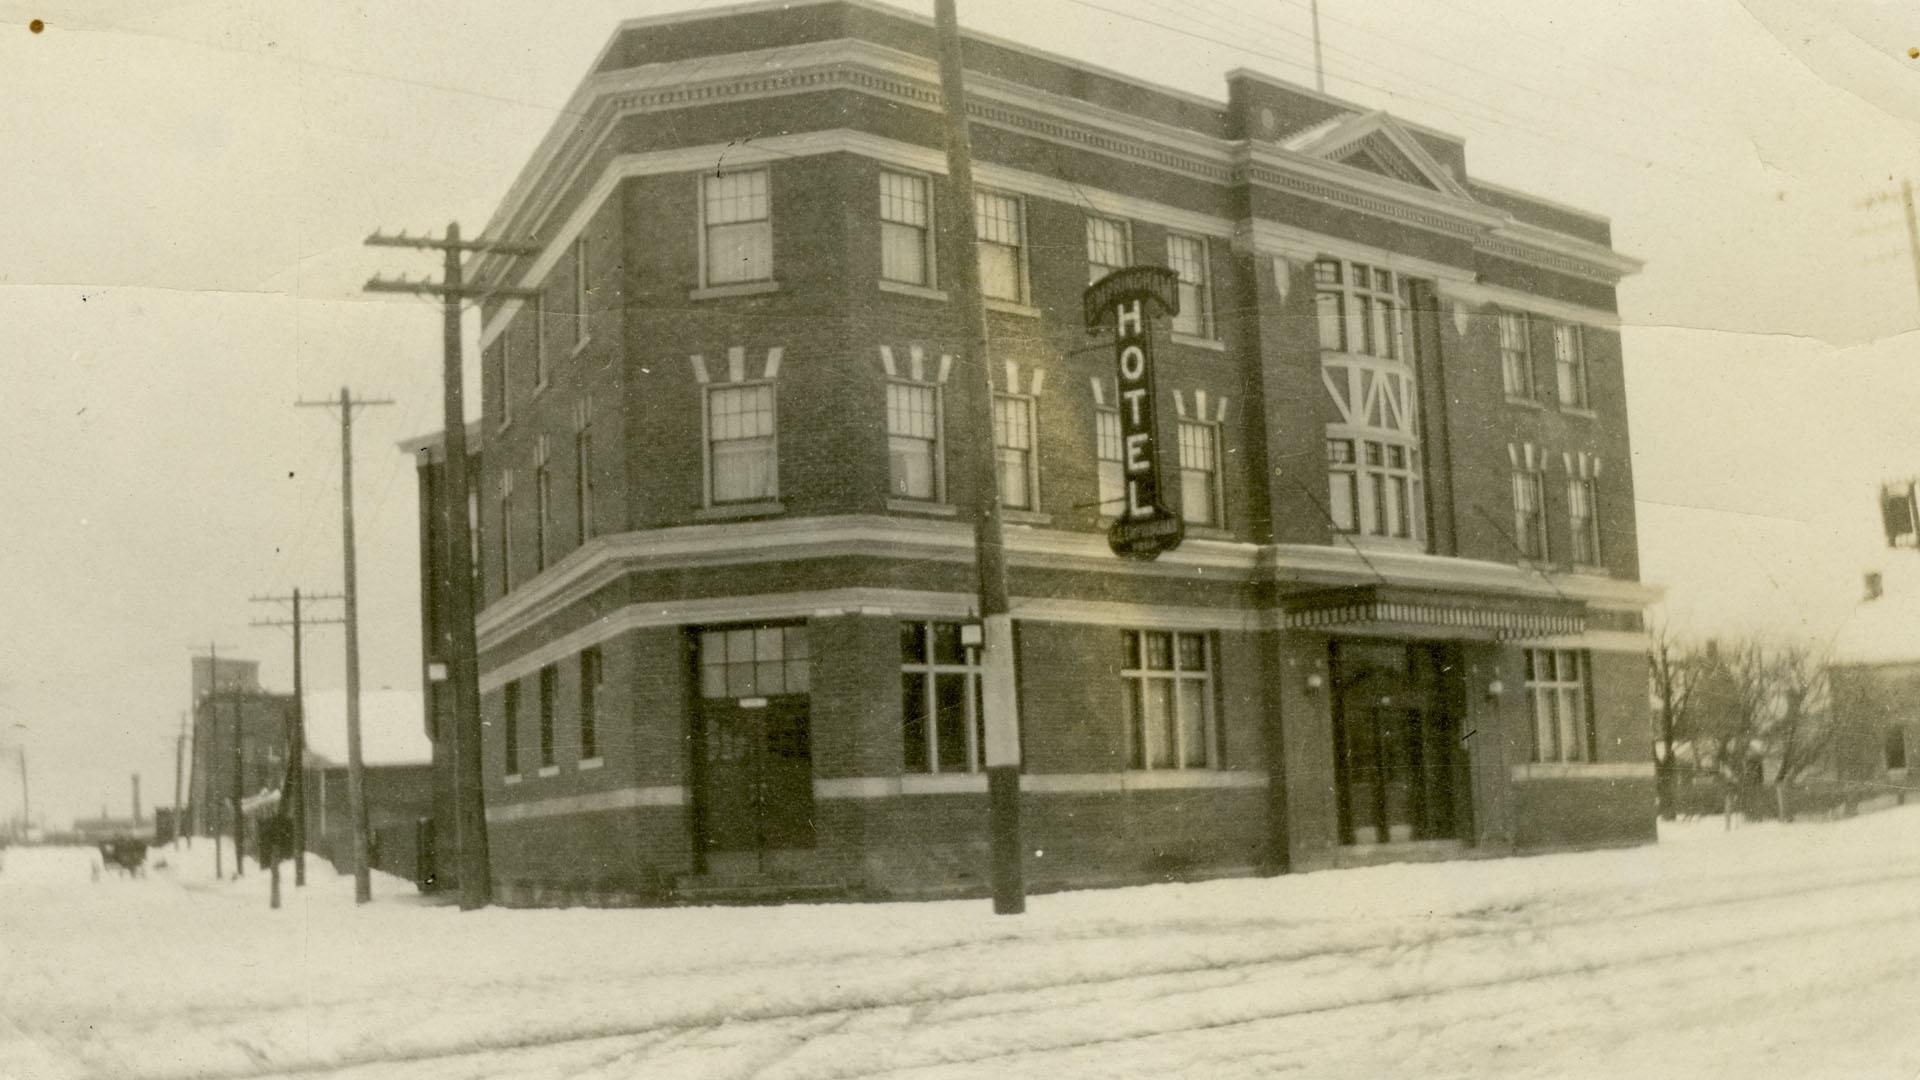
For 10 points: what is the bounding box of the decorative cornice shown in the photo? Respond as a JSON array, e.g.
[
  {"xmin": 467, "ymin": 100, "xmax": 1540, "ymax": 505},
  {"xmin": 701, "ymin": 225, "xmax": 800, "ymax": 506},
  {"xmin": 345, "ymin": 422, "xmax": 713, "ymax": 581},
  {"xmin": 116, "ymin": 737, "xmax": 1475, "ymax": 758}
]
[{"xmin": 1435, "ymin": 279, "xmax": 1621, "ymax": 330}]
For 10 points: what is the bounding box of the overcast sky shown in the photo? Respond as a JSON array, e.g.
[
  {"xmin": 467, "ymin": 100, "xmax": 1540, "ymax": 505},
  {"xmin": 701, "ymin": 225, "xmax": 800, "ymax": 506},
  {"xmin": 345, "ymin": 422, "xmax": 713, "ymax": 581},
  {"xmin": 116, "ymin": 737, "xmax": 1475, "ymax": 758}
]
[{"xmin": 2, "ymin": 0, "xmax": 1918, "ymax": 828}]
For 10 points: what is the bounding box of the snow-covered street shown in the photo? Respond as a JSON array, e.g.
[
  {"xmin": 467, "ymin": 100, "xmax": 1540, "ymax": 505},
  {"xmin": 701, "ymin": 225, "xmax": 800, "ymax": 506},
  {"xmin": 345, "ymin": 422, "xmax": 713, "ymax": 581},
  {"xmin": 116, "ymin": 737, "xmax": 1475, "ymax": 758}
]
[{"xmin": 7, "ymin": 809, "xmax": 1920, "ymax": 1080}]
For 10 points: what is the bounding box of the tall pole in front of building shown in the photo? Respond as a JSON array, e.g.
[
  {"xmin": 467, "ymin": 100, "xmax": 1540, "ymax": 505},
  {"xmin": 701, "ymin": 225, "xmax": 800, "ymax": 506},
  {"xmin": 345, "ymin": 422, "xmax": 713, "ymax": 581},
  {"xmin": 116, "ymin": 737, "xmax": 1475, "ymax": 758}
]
[
  {"xmin": 252, "ymin": 588, "xmax": 345, "ymax": 889},
  {"xmin": 365, "ymin": 224, "xmax": 540, "ymax": 909},
  {"xmin": 934, "ymin": 0, "xmax": 1025, "ymax": 916},
  {"xmin": 298, "ymin": 388, "xmax": 392, "ymax": 904}
]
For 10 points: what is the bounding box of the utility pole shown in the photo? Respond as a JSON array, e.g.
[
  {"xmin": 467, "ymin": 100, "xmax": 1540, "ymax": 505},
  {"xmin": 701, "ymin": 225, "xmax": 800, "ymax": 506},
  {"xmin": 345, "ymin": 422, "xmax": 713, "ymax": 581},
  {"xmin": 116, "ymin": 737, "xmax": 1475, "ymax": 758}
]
[
  {"xmin": 1310, "ymin": 0, "xmax": 1326, "ymax": 93},
  {"xmin": 297, "ymin": 390, "xmax": 391, "ymax": 904},
  {"xmin": 131, "ymin": 774, "xmax": 141, "ymax": 824},
  {"xmin": 366, "ymin": 224, "xmax": 540, "ymax": 910},
  {"xmin": 934, "ymin": 0, "xmax": 1025, "ymax": 915},
  {"xmin": 12, "ymin": 748, "xmax": 26, "ymax": 839},
  {"xmin": 1859, "ymin": 179, "xmax": 1920, "ymax": 314},
  {"xmin": 252, "ymin": 588, "xmax": 345, "ymax": 888}
]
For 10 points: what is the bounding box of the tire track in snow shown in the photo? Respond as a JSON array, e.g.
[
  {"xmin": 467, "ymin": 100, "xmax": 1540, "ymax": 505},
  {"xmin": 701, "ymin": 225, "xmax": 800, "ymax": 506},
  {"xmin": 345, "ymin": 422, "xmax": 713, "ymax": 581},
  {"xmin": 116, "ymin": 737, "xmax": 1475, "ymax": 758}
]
[{"xmin": 127, "ymin": 864, "xmax": 1920, "ymax": 1080}]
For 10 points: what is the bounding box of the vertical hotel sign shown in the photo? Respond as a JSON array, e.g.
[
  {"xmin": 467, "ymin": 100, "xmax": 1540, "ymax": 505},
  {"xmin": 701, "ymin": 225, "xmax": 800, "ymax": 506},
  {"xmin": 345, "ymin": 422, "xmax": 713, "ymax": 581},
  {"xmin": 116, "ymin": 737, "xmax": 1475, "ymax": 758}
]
[{"xmin": 1085, "ymin": 266, "xmax": 1185, "ymax": 560}]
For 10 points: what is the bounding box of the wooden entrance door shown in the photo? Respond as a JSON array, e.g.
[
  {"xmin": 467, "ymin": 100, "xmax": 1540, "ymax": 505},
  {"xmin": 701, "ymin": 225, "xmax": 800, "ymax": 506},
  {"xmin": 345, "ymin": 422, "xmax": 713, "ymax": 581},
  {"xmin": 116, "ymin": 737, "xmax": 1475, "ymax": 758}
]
[
  {"xmin": 695, "ymin": 625, "xmax": 816, "ymax": 855},
  {"xmin": 1332, "ymin": 641, "xmax": 1460, "ymax": 845}
]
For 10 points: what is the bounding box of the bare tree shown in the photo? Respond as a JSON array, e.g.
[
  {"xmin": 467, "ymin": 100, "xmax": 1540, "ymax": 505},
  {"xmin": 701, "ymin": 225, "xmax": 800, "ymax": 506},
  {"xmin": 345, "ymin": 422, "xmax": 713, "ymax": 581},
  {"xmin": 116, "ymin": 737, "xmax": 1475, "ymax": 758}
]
[
  {"xmin": 1648, "ymin": 620, "xmax": 1703, "ymax": 819},
  {"xmin": 1766, "ymin": 643, "xmax": 1833, "ymax": 820}
]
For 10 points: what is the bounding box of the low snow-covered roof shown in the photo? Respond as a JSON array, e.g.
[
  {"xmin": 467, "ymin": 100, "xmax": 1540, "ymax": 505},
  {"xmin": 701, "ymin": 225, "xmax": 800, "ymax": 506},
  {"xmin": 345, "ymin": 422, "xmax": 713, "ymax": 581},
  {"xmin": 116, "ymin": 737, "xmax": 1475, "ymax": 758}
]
[
  {"xmin": 301, "ymin": 688, "xmax": 431, "ymax": 767},
  {"xmin": 1831, "ymin": 561, "xmax": 1920, "ymax": 667}
]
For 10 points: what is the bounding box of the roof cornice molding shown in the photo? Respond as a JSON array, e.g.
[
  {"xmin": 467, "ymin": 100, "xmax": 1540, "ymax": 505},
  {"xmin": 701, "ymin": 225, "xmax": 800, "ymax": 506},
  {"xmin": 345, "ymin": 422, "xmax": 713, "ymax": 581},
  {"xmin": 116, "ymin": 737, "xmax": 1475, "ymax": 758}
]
[
  {"xmin": 1434, "ymin": 279, "xmax": 1621, "ymax": 329},
  {"xmin": 1479, "ymin": 219, "xmax": 1645, "ymax": 284},
  {"xmin": 1237, "ymin": 219, "xmax": 1476, "ymax": 283}
]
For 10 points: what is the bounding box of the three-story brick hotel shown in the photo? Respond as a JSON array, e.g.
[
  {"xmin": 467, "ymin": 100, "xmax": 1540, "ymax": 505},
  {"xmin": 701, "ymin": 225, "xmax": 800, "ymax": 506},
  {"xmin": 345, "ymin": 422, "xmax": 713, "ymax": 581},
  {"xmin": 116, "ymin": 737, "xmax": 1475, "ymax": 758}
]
[{"xmin": 405, "ymin": 0, "xmax": 1659, "ymax": 905}]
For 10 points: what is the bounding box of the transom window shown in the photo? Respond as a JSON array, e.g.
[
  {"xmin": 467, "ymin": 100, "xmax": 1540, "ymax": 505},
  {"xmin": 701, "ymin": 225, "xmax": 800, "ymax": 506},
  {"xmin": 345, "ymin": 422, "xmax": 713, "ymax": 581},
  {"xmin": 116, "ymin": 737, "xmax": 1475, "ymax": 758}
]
[
  {"xmin": 1499, "ymin": 311, "xmax": 1534, "ymax": 399},
  {"xmin": 974, "ymin": 190, "xmax": 1026, "ymax": 302},
  {"xmin": 706, "ymin": 383, "xmax": 777, "ymax": 504},
  {"xmin": 1167, "ymin": 234, "xmax": 1214, "ymax": 338},
  {"xmin": 699, "ymin": 625, "xmax": 810, "ymax": 698},
  {"xmin": 1315, "ymin": 259, "xmax": 1410, "ymax": 360},
  {"xmin": 1177, "ymin": 419, "xmax": 1222, "ymax": 526},
  {"xmin": 1087, "ymin": 216, "xmax": 1131, "ymax": 285},
  {"xmin": 1121, "ymin": 630, "xmax": 1216, "ymax": 770},
  {"xmin": 702, "ymin": 170, "xmax": 772, "ymax": 286},
  {"xmin": 1095, "ymin": 407, "xmax": 1124, "ymax": 516},
  {"xmin": 1526, "ymin": 649, "xmax": 1591, "ymax": 763},
  {"xmin": 887, "ymin": 381, "xmax": 941, "ymax": 500},
  {"xmin": 901, "ymin": 621, "xmax": 983, "ymax": 775},
  {"xmin": 879, "ymin": 171, "xmax": 933, "ymax": 287},
  {"xmin": 1554, "ymin": 323, "xmax": 1589, "ymax": 409},
  {"xmin": 1568, "ymin": 475, "xmax": 1600, "ymax": 566},
  {"xmin": 993, "ymin": 393, "xmax": 1037, "ymax": 510},
  {"xmin": 1513, "ymin": 466, "xmax": 1548, "ymax": 560}
]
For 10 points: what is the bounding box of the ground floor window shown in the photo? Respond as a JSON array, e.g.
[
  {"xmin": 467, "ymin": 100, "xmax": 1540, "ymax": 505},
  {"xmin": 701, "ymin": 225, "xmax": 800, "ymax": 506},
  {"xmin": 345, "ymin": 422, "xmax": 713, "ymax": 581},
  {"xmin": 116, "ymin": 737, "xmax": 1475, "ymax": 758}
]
[
  {"xmin": 1525, "ymin": 649, "xmax": 1592, "ymax": 762},
  {"xmin": 1120, "ymin": 630, "xmax": 1215, "ymax": 769},
  {"xmin": 901, "ymin": 621, "xmax": 983, "ymax": 774},
  {"xmin": 1887, "ymin": 727, "xmax": 1908, "ymax": 772}
]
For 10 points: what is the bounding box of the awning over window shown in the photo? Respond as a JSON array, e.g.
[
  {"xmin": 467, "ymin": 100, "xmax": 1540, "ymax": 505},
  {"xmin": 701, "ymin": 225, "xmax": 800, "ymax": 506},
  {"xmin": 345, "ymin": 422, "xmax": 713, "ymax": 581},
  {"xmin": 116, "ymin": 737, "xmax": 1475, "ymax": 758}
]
[{"xmin": 1282, "ymin": 584, "xmax": 1586, "ymax": 639}]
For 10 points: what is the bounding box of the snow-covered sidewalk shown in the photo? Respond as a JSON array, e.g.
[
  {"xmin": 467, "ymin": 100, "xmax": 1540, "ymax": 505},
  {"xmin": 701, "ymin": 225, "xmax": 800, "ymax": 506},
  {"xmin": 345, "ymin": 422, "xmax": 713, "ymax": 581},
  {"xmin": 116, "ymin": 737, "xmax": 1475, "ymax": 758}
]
[{"xmin": 6, "ymin": 809, "xmax": 1920, "ymax": 1079}]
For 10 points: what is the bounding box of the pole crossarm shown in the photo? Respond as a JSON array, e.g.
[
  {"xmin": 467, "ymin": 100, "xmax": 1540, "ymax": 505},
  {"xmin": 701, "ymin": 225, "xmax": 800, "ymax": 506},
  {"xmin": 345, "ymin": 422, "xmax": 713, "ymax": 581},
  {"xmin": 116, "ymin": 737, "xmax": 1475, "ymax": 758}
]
[
  {"xmin": 248, "ymin": 618, "xmax": 346, "ymax": 629},
  {"xmin": 296, "ymin": 397, "xmax": 395, "ymax": 410},
  {"xmin": 365, "ymin": 230, "xmax": 541, "ymax": 256},
  {"xmin": 364, "ymin": 277, "xmax": 542, "ymax": 300}
]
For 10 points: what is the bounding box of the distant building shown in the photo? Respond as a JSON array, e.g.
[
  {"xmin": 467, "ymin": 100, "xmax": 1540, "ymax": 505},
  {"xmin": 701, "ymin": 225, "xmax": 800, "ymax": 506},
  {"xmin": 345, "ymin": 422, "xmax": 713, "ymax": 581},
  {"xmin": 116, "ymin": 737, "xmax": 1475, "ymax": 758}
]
[
  {"xmin": 1829, "ymin": 577, "xmax": 1920, "ymax": 807},
  {"xmin": 186, "ymin": 657, "xmax": 292, "ymax": 846},
  {"xmin": 300, "ymin": 689, "xmax": 438, "ymax": 888},
  {"xmin": 410, "ymin": 0, "xmax": 1658, "ymax": 906}
]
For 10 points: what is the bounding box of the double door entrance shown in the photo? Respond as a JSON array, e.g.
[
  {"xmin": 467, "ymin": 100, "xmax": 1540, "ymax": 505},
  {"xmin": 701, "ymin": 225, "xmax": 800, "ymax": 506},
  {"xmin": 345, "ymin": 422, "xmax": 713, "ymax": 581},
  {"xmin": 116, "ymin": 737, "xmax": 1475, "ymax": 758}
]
[
  {"xmin": 1331, "ymin": 641, "xmax": 1467, "ymax": 846},
  {"xmin": 694, "ymin": 625, "xmax": 816, "ymax": 859}
]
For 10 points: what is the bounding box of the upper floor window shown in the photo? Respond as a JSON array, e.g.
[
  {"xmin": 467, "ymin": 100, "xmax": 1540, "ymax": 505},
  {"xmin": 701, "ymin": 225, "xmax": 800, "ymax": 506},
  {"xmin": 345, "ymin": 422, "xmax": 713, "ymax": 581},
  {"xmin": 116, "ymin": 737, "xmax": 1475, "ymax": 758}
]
[
  {"xmin": 1121, "ymin": 630, "xmax": 1217, "ymax": 770},
  {"xmin": 901, "ymin": 621, "xmax": 983, "ymax": 775},
  {"xmin": 1167, "ymin": 234, "xmax": 1214, "ymax": 338},
  {"xmin": 879, "ymin": 171, "xmax": 933, "ymax": 287},
  {"xmin": 974, "ymin": 190, "xmax": 1026, "ymax": 303},
  {"xmin": 573, "ymin": 398, "xmax": 595, "ymax": 546},
  {"xmin": 534, "ymin": 436, "xmax": 552, "ymax": 573},
  {"xmin": 1095, "ymin": 407, "xmax": 1124, "ymax": 517},
  {"xmin": 993, "ymin": 393, "xmax": 1037, "ymax": 510},
  {"xmin": 1512, "ymin": 465, "xmax": 1548, "ymax": 560},
  {"xmin": 887, "ymin": 381, "xmax": 941, "ymax": 500},
  {"xmin": 496, "ymin": 337, "xmax": 514, "ymax": 428},
  {"xmin": 1499, "ymin": 311, "xmax": 1534, "ymax": 400},
  {"xmin": 1315, "ymin": 259, "xmax": 1409, "ymax": 360},
  {"xmin": 496, "ymin": 471, "xmax": 515, "ymax": 594},
  {"xmin": 1177, "ymin": 419, "xmax": 1222, "ymax": 526},
  {"xmin": 1554, "ymin": 323, "xmax": 1589, "ymax": 409},
  {"xmin": 706, "ymin": 383, "xmax": 777, "ymax": 504},
  {"xmin": 1086, "ymin": 216, "xmax": 1131, "ymax": 285},
  {"xmin": 702, "ymin": 170, "xmax": 772, "ymax": 286},
  {"xmin": 1526, "ymin": 649, "xmax": 1592, "ymax": 763},
  {"xmin": 1327, "ymin": 437, "xmax": 1421, "ymax": 540},
  {"xmin": 571, "ymin": 235, "xmax": 591, "ymax": 347},
  {"xmin": 530, "ymin": 297, "xmax": 548, "ymax": 390},
  {"xmin": 1568, "ymin": 474, "xmax": 1600, "ymax": 567}
]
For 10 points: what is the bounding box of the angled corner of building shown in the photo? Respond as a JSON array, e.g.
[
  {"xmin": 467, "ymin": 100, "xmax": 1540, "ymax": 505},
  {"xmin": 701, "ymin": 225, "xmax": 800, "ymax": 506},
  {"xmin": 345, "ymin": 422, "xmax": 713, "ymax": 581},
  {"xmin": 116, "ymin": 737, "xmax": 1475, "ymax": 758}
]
[{"xmin": 409, "ymin": 0, "xmax": 1660, "ymax": 906}]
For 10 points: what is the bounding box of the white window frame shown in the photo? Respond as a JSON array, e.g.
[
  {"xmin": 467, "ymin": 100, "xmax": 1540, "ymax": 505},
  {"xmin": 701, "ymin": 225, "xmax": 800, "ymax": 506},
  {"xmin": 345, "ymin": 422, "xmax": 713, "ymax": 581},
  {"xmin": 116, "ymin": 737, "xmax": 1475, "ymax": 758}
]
[
  {"xmin": 992, "ymin": 391, "xmax": 1039, "ymax": 511},
  {"xmin": 886, "ymin": 380, "xmax": 944, "ymax": 501},
  {"xmin": 703, "ymin": 382, "xmax": 779, "ymax": 506},
  {"xmin": 1513, "ymin": 466, "xmax": 1548, "ymax": 561},
  {"xmin": 1177, "ymin": 418, "xmax": 1223, "ymax": 527},
  {"xmin": 1120, "ymin": 630, "xmax": 1218, "ymax": 771},
  {"xmin": 1568, "ymin": 474, "xmax": 1600, "ymax": 567},
  {"xmin": 1327, "ymin": 434, "xmax": 1423, "ymax": 542},
  {"xmin": 879, "ymin": 170, "xmax": 935, "ymax": 288},
  {"xmin": 1554, "ymin": 322, "xmax": 1590, "ymax": 410},
  {"xmin": 1095, "ymin": 406, "xmax": 1124, "ymax": 518},
  {"xmin": 1167, "ymin": 233, "xmax": 1215, "ymax": 339},
  {"xmin": 1325, "ymin": 437, "xmax": 1359, "ymax": 532},
  {"xmin": 901, "ymin": 621, "xmax": 984, "ymax": 775},
  {"xmin": 1500, "ymin": 311, "xmax": 1534, "ymax": 401},
  {"xmin": 700, "ymin": 169, "xmax": 774, "ymax": 288},
  {"xmin": 973, "ymin": 189, "xmax": 1027, "ymax": 304},
  {"xmin": 1314, "ymin": 258, "xmax": 1409, "ymax": 360},
  {"xmin": 1525, "ymin": 649, "xmax": 1591, "ymax": 763},
  {"xmin": 1086, "ymin": 215, "xmax": 1131, "ymax": 285}
]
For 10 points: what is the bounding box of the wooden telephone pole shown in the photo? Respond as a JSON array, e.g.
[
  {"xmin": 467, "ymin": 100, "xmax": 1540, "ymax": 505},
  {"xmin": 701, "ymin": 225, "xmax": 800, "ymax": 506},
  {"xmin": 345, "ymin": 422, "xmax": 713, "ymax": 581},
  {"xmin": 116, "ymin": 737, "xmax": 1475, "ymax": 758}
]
[
  {"xmin": 297, "ymin": 389, "xmax": 391, "ymax": 904},
  {"xmin": 251, "ymin": 588, "xmax": 345, "ymax": 888},
  {"xmin": 934, "ymin": 0, "xmax": 1025, "ymax": 915},
  {"xmin": 365, "ymin": 224, "xmax": 540, "ymax": 910},
  {"xmin": 190, "ymin": 643, "xmax": 240, "ymax": 878}
]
